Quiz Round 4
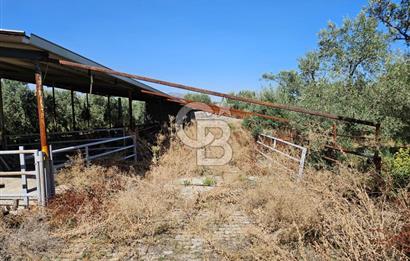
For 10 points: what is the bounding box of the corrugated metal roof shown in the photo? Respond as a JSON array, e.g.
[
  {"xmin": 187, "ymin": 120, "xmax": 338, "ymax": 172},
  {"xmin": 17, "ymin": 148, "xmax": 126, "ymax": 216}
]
[{"xmin": 0, "ymin": 29, "xmax": 164, "ymax": 100}]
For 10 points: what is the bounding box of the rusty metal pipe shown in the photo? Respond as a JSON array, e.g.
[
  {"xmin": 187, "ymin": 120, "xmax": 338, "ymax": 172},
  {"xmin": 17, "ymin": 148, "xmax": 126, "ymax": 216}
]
[
  {"xmin": 57, "ymin": 59, "xmax": 377, "ymax": 127},
  {"xmin": 142, "ymin": 90, "xmax": 289, "ymax": 123},
  {"xmin": 35, "ymin": 64, "xmax": 49, "ymax": 156}
]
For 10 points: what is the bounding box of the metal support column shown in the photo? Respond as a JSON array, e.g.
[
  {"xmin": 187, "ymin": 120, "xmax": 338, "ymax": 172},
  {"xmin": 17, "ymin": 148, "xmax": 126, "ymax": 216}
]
[
  {"xmin": 71, "ymin": 90, "xmax": 76, "ymax": 130},
  {"xmin": 0, "ymin": 79, "xmax": 5, "ymax": 149},
  {"xmin": 118, "ymin": 97, "xmax": 122, "ymax": 127},
  {"xmin": 35, "ymin": 64, "xmax": 49, "ymax": 156},
  {"xmin": 52, "ymin": 86, "xmax": 57, "ymax": 130},
  {"xmin": 128, "ymin": 91, "xmax": 133, "ymax": 130},
  {"xmin": 107, "ymin": 95, "xmax": 111, "ymax": 128},
  {"xmin": 86, "ymin": 93, "xmax": 90, "ymax": 129}
]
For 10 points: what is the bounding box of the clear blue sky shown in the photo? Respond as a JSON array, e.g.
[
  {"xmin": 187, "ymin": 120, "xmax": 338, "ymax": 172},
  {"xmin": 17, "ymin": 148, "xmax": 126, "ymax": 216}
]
[{"xmin": 1, "ymin": 0, "xmax": 369, "ymax": 96}]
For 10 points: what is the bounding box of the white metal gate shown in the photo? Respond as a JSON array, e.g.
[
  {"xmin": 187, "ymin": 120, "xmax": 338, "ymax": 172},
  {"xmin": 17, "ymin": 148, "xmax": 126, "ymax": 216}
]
[
  {"xmin": 257, "ymin": 133, "xmax": 307, "ymax": 178},
  {"xmin": 0, "ymin": 147, "xmax": 52, "ymax": 207}
]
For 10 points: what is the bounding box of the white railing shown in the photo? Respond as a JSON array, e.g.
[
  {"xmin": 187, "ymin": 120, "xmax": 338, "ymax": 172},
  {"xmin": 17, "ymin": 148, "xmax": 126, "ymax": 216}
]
[
  {"xmin": 1, "ymin": 135, "xmax": 137, "ymax": 207},
  {"xmin": 50, "ymin": 135, "xmax": 137, "ymax": 171},
  {"xmin": 4, "ymin": 128, "xmax": 126, "ymax": 149},
  {"xmin": 257, "ymin": 133, "xmax": 307, "ymax": 178},
  {"xmin": 0, "ymin": 147, "xmax": 51, "ymax": 206}
]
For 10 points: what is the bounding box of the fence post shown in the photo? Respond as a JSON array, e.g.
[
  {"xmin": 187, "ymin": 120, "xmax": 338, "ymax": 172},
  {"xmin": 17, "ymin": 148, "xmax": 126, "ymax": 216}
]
[
  {"xmin": 48, "ymin": 145, "xmax": 55, "ymax": 197},
  {"xmin": 133, "ymin": 135, "xmax": 137, "ymax": 162},
  {"xmin": 37, "ymin": 151, "xmax": 46, "ymax": 206},
  {"xmin": 85, "ymin": 146, "xmax": 90, "ymax": 166},
  {"xmin": 19, "ymin": 146, "xmax": 28, "ymax": 207},
  {"xmin": 34, "ymin": 151, "xmax": 42, "ymax": 206},
  {"xmin": 298, "ymin": 148, "xmax": 307, "ymax": 179}
]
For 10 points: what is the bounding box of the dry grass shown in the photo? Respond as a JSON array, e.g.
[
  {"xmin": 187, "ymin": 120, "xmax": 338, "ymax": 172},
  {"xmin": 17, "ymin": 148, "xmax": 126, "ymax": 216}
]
[{"xmin": 0, "ymin": 121, "xmax": 408, "ymax": 260}]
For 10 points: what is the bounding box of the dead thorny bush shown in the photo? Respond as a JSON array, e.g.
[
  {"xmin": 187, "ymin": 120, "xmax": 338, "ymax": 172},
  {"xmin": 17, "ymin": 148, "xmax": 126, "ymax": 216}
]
[
  {"xmin": 48, "ymin": 155, "xmax": 138, "ymax": 228},
  {"xmin": 0, "ymin": 211, "xmax": 61, "ymax": 260}
]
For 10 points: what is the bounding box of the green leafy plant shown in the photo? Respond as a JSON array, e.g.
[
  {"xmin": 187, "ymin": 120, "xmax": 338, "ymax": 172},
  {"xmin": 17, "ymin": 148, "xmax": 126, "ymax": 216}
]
[
  {"xmin": 387, "ymin": 148, "xmax": 410, "ymax": 189},
  {"xmin": 202, "ymin": 177, "xmax": 216, "ymax": 186}
]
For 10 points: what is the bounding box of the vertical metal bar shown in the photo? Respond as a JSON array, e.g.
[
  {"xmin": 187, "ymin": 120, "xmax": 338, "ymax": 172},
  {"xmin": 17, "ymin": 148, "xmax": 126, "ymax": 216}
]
[
  {"xmin": 107, "ymin": 96, "xmax": 111, "ymax": 128},
  {"xmin": 133, "ymin": 136, "xmax": 137, "ymax": 162},
  {"xmin": 48, "ymin": 144, "xmax": 55, "ymax": 197},
  {"xmin": 38, "ymin": 151, "xmax": 46, "ymax": 206},
  {"xmin": 298, "ymin": 148, "xmax": 307, "ymax": 179},
  {"xmin": 34, "ymin": 151, "xmax": 42, "ymax": 206},
  {"xmin": 86, "ymin": 93, "xmax": 90, "ymax": 129},
  {"xmin": 118, "ymin": 97, "xmax": 122, "ymax": 127},
  {"xmin": 0, "ymin": 78, "xmax": 5, "ymax": 149},
  {"xmin": 85, "ymin": 146, "xmax": 90, "ymax": 166},
  {"xmin": 35, "ymin": 64, "xmax": 49, "ymax": 157},
  {"xmin": 49, "ymin": 144, "xmax": 54, "ymax": 173},
  {"xmin": 71, "ymin": 90, "xmax": 76, "ymax": 131},
  {"xmin": 19, "ymin": 146, "xmax": 28, "ymax": 207},
  {"xmin": 128, "ymin": 91, "xmax": 133, "ymax": 130},
  {"xmin": 52, "ymin": 86, "xmax": 56, "ymax": 129}
]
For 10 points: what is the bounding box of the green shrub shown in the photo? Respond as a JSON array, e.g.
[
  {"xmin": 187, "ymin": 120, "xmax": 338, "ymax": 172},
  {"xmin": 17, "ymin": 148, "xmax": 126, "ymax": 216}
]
[{"xmin": 387, "ymin": 148, "xmax": 410, "ymax": 189}]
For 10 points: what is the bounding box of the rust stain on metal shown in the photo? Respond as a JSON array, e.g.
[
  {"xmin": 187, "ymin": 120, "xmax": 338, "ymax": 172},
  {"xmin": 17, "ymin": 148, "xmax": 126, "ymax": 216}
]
[
  {"xmin": 56, "ymin": 59, "xmax": 377, "ymax": 127},
  {"xmin": 141, "ymin": 90, "xmax": 289, "ymax": 123},
  {"xmin": 35, "ymin": 64, "xmax": 49, "ymax": 157}
]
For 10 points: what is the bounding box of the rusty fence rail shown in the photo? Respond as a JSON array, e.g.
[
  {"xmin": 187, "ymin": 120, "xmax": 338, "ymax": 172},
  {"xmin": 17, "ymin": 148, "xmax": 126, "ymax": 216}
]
[
  {"xmin": 0, "ymin": 147, "xmax": 51, "ymax": 206},
  {"xmin": 257, "ymin": 133, "xmax": 307, "ymax": 178}
]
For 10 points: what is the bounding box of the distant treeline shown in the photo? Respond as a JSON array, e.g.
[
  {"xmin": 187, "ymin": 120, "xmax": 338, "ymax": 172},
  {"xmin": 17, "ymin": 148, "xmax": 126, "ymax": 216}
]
[{"xmin": 0, "ymin": 79, "xmax": 145, "ymax": 135}]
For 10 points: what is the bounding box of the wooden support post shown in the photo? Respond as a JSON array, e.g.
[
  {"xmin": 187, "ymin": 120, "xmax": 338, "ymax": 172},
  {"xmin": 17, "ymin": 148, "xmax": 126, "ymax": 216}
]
[
  {"xmin": 35, "ymin": 64, "xmax": 49, "ymax": 156},
  {"xmin": 0, "ymin": 79, "xmax": 5, "ymax": 149},
  {"xmin": 107, "ymin": 96, "xmax": 111, "ymax": 128},
  {"xmin": 128, "ymin": 91, "xmax": 133, "ymax": 130},
  {"xmin": 332, "ymin": 123, "xmax": 337, "ymax": 145},
  {"xmin": 118, "ymin": 97, "xmax": 122, "ymax": 127},
  {"xmin": 71, "ymin": 90, "xmax": 76, "ymax": 130}
]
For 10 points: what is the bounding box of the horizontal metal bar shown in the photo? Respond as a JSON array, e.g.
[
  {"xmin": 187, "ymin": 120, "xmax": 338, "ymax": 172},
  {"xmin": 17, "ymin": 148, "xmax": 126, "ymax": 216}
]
[
  {"xmin": 57, "ymin": 59, "xmax": 377, "ymax": 126},
  {"xmin": 257, "ymin": 149, "xmax": 296, "ymax": 174},
  {"xmin": 257, "ymin": 141, "xmax": 300, "ymax": 162},
  {"xmin": 87, "ymin": 147, "xmax": 124, "ymax": 151},
  {"xmin": 52, "ymin": 136, "xmax": 132, "ymax": 154},
  {"xmin": 88, "ymin": 145, "xmax": 134, "ymax": 160},
  {"xmin": 53, "ymin": 163, "xmax": 66, "ymax": 170},
  {"xmin": 5, "ymin": 128, "xmax": 125, "ymax": 139},
  {"xmin": 0, "ymin": 150, "xmax": 37, "ymax": 155},
  {"xmin": 260, "ymin": 133, "xmax": 305, "ymax": 150},
  {"xmin": 11, "ymin": 138, "xmax": 113, "ymax": 147},
  {"xmin": 0, "ymin": 194, "xmax": 38, "ymax": 198},
  {"xmin": 122, "ymin": 153, "xmax": 136, "ymax": 160},
  {"xmin": 256, "ymin": 149, "xmax": 273, "ymax": 161},
  {"xmin": 324, "ymin": 145, "xmax": 373, "ymax": 158},
  {"xmin": 0, "ymin": 171, "xmax": 37, "ymax": 177}
]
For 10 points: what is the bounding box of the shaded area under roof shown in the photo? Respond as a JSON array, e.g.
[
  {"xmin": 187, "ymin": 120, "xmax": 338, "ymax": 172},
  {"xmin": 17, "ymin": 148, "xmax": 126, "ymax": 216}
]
[{"xmin": 0, "ymin": 29, "xmax": 164, "ymax": 100}]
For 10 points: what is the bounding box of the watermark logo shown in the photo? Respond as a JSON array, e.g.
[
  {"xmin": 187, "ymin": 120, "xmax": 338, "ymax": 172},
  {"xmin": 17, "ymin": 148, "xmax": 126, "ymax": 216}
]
[{"xmin": 176, "ymin": 102, "xmax": 232, "ymax": 166}]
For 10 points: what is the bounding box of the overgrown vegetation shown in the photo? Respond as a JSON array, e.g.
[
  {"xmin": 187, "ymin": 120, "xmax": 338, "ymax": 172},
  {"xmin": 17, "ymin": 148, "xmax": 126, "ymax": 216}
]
[
  {"xmin": 0, "ymin": 1, "xmax": 408, "ymax": 260},
  {"xmin": 223, "ymin": 0, "xmax": 409, "ymax": 188},
  {"xmin": 1, "ymin": 123, "xmax": 408, "ymax": 259}
]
